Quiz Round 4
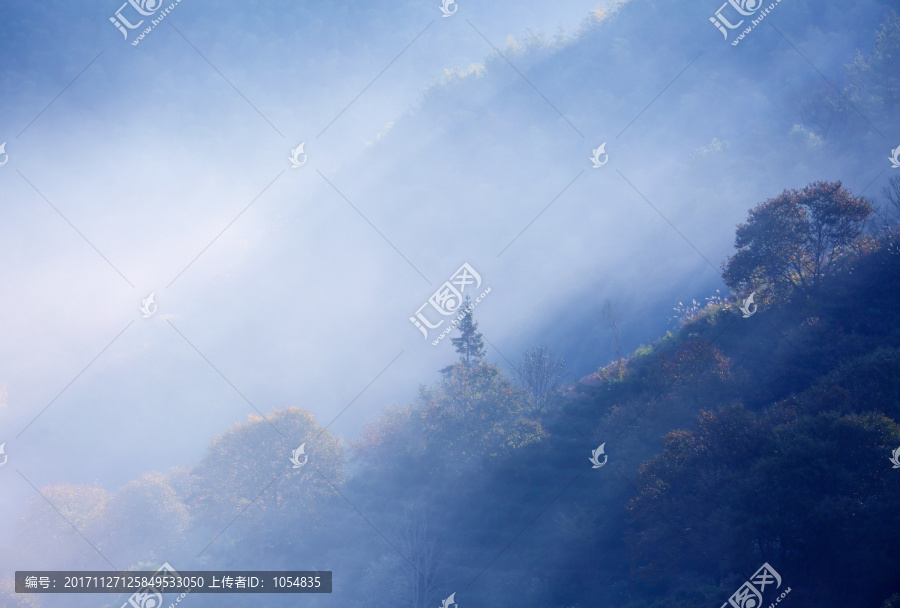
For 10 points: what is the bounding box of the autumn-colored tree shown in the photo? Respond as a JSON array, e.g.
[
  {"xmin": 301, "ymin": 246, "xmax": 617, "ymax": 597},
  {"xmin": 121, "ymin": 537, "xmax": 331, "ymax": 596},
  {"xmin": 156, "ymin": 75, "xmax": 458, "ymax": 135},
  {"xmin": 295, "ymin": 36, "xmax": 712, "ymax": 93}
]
[
  {"xmin": 354, "ymin": 319, "xmax": 546, "ymax": 490},
  {"xmin": 722, "ymin": 181, "xmax": 872, "ymax": 294},
  {"xmin": 419, "ymin": 361, "xmax": 544, "ymax": 473},
  {"xmin": 626, "ymin": 406, "xmax": 765, "ymax": 583},
  {"xmin": 354, "ymin": 405, "xmax": 417, "ymax": 469},
  {"xmin": 187, "ymin": 407, "xmax": 345, "ymax": 559},
  {"xmin": 654, "ymin": 339, "xmax": 733, "ymax": 404},
  {"xmin": 95, "ymin": 472, "xmax": 191, "ymax": 569},
  {"xmin": 12, "ymin": 485, "xmax": 108, "ymax": 570}
]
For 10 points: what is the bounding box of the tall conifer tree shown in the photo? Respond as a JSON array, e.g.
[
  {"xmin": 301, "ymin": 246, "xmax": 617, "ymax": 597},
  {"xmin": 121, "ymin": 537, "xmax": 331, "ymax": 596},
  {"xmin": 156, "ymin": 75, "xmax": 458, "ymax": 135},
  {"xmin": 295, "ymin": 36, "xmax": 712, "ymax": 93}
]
[{"xmin": 451, "ymin": 296, "xmax": 485, "ymax": 368}]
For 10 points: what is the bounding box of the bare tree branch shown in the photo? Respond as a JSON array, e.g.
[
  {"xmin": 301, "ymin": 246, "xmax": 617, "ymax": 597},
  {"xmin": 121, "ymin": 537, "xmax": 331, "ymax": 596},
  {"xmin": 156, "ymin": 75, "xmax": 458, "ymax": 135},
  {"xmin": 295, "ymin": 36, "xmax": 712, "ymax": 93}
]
[{"xmin": 515, "ymin": 345, "xmax": 568, "ymax": 414}]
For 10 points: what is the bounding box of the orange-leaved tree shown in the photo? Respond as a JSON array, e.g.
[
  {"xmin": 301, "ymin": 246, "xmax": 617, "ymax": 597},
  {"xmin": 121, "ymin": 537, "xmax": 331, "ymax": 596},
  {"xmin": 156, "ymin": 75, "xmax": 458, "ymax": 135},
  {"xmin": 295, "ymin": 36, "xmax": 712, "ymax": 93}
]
[{"xmin": 722, "ymin": 181, "xmax": 872, "ymax": 295}]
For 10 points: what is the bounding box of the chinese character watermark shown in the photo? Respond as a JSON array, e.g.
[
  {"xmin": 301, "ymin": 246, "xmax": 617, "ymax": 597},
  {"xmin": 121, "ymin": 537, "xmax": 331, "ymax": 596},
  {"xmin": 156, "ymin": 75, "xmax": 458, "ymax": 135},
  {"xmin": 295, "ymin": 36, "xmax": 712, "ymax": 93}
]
[
  {"xmin": 709, "ymin": 0, "xmax": 785, "ymax": 46},
  {"xmin": 410, "ymin": 263, "xmax": 491, "ymax": 346},
  {"xmin": 110, "ymin": 0, "xmax": 186, "ymax": 46},
  {"xmin": 721, "ymin": 563, "xmax": 791, "ymax": 608}
]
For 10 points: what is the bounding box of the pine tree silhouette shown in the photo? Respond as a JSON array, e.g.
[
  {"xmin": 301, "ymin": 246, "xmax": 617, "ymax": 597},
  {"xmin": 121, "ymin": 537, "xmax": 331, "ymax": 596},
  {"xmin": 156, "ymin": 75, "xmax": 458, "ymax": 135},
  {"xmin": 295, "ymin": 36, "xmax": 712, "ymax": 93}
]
[{"xmin": 451, "ymin": 295, "xmax": 486, "ymax": 368}]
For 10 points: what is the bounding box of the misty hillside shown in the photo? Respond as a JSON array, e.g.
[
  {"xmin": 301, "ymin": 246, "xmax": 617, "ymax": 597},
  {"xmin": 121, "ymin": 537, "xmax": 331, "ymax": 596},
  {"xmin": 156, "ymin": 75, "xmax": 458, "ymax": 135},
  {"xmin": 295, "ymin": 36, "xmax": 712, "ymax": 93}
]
[
  {"xmin": 4, "ymin": 174, "xmax": 900, "ymax": 608},
  {"xmin": 3, "ymin": 3, "xmax": 900, "ymax": 608}
]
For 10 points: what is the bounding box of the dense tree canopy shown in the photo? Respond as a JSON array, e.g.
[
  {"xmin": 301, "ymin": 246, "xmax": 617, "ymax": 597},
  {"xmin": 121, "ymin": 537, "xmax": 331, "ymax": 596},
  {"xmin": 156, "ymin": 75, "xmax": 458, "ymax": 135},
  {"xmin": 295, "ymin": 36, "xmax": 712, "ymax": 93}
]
[
  {"xmin": 722, "ymin": 181, "xmax": 872, "ymax": 294},
  {"xmin": 13, "ymin": 485, "xmax": 108, "ymax": 571},
  {"xmin": 95, "ymin": 472, "xmax": 190, "ymax": 569},
  {"xmin": 187, "ymin": 407, "xmax": 345, "ymax": 563},
  {"xmin": 627, "ymin": 350, "xmax": 900, "ymax": 607}
]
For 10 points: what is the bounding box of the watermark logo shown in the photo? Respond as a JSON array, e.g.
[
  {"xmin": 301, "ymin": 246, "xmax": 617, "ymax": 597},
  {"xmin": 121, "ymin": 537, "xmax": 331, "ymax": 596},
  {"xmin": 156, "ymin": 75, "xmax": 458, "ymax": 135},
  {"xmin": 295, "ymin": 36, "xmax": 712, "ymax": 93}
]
[
  {"xmin": 110, "ymin": 0, "xmax": 185, "ymax": 46},
  {"xmin": 739, "ymin": 292, "xmax": 757, "ymax": 318},
  {"xmin": 410, "ymin": 263, "xmax": 491, "ymax": 345},
  {"xmin": 890, "ymin": 146, "xmax": 900, "ymax": 169},
  {"xmin": 721, "ymin": 563, "xmax": 790, "ymax": 608},
  {"xmin": 710, "ymin": 0, "xmax": 783, "ymax": 46},
  {"xmin": 890, "ymin": 446, "xmax": 900, "ymax": 469},
  {"xmin": 110, "ymin": 0, "xmax": 163, "ymax": 38},
  {"xmin": 290, "ymin": 443, "xmax": 308, "ymax": 468},
  {"xmin": 290, "ymin": 143, "xmax": 308, "ymax": 168},
  {"xmin": 440, "ymin": 592, "xmax": 458, "ymax": 608},
  {"xmin": 589, "ymin": 442, "xmax": 608, "ymax": 468},
  {"xmin": 126, "ymin": 590, "xmax": 162, "ymax": 608},
  {"xmin": 0, "ymin": 142, "xmax": 8, "ymax": 167},
  {"xmin": 122, "ymin": 562, "xmax": 179, "ymax": 608},
  {"xmin": 140, "ymin": 292, "xmax": 157, "ymax": 318},
  {"xmin": 0, "ymin": 443, "xmax": 7, "ymax": 468},
  {"xmin": 590, "ymin": 142, "xmax": 609, "ymax": 168},
  {"xmin": 440, "ymin": 0, "xmax": 458, "ymax": 17}
]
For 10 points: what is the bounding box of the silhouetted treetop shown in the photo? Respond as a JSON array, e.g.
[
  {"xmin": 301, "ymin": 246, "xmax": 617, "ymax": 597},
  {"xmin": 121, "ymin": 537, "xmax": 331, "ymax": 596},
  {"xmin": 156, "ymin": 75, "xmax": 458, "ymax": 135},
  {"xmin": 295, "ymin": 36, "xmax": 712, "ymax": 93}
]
[
  {"xmin": 449, "ymin": 295, "xmax": 486, "ymax": 368},
  {"xmin": 722, "ymin": 180, "xmax": 872, "ymax": 294}
]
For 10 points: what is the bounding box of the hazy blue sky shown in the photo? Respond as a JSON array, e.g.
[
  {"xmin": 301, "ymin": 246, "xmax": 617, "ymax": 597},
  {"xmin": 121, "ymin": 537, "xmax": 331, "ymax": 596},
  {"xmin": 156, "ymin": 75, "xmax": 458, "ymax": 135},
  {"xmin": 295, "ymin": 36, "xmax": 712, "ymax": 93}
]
[{"xmin": 1, "ymin": 0, "xmax": 897, "ymax": 535}]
